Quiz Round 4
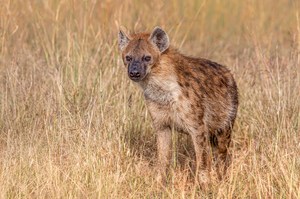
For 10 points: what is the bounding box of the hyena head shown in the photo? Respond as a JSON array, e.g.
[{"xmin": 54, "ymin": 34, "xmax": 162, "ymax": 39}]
[{"xmin": 118, "ymin": 27, "xmax": 169, "ymax": 82}]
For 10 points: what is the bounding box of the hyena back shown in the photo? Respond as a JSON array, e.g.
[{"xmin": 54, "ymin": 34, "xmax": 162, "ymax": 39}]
[{"xmin": 118, "ymin": 27, "xmax": 238, "ymax": 185}]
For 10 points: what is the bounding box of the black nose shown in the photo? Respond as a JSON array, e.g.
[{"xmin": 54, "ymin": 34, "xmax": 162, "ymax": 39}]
[{"xmin": 129, "ymin": 70, "xmax": 140, "ymax": 77}]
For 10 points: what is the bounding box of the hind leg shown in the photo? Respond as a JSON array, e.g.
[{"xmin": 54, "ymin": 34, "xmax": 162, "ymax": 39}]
[{"xmin": 214, "ymin": 128, "xmax": 232, "ymax": 180}]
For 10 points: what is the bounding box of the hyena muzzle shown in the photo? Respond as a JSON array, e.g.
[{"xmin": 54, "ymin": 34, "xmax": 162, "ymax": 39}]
[{"xmin": 118, "ymin": 26, "xmax": 238, "ymax": 186}]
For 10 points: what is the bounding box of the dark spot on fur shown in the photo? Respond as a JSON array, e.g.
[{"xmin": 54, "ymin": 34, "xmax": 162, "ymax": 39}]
[
  {"xmin": 178, "ymin": 81, "xmax": 184, "ymax": 87},
  {"xmin": 191, "ymin": 104, "xmax": 195, "ymax": 109},
  {"xmin": 226, "ymin": 133, "xmax": 231, "ymax": 139},
  {"xmin": 185, "ymin": 91, "xmax": 189, "ymax": 98},
  {"xmin": 220, "ymin": 78, "xmax": 228, "ymax": 87},
  {"xmin": 216, "ymin": 129, "xmax": 223, "ymax": 136},
  {"xmin": 183, "ymin": 71, "xmax": 191, "ymax": 77},
  {"xmin": 210, "ymin": 134, "xmax": 218, "ymax": 147}
]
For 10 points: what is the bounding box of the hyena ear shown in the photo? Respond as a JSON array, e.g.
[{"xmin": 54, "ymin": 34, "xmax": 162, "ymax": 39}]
[
  {"xmin": 149, "ymin": 27, "xmax": 169, "ymax": 53},
  {"xmin": 118, "ymin": 29, "xmax": 130, "ymax": 51}
]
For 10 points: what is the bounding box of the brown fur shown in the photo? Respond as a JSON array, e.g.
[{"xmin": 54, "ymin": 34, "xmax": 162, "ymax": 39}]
[{"xmin": 118, "ymin": 27, "xmax": 238, "ymax": 185}]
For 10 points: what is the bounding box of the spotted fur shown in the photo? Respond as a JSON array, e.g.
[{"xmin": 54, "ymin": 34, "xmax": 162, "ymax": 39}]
[{"xmin": 118, "ymin": 27, "xmax": 238, "ymax": 185}]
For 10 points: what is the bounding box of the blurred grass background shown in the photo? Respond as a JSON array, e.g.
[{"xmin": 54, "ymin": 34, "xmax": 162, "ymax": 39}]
[{"xmin": 0, "ymin": 0, "xmax": 299, "ymax": 198}]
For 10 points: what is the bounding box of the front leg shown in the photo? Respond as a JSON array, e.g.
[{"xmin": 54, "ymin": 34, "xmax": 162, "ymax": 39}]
[{"xmin": 156, "ymin": 126, "xmax": 172, "ymax": 183}]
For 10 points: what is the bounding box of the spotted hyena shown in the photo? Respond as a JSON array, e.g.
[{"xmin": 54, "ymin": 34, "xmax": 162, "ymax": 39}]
[{"xmin": 118, "ymin": 27, "xmax": 238, "ymax": 185}]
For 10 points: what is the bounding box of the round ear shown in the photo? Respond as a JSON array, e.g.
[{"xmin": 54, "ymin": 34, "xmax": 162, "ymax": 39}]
[
  {"xmin": 149, "ymin": 27, "xmax": 169, "ymax": 53},
  {"xmin": 118, "ymin": 28, "xmax": 130, "ymax": 51}
]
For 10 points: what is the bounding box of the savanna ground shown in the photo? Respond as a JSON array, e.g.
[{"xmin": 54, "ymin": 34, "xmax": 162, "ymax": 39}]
[{"xmin": 0, "ymin": 0, "xmax": 300, "ymax": 198}]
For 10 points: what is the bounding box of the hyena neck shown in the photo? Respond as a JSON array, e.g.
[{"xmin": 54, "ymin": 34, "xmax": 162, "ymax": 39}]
[{"xmin": 138, "ymin": 52, "xmax": 181, "ymax": 105}]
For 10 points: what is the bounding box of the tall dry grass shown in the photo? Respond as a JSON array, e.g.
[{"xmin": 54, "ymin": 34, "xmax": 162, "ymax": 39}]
[{"xmin": 0, "ymin": 0, "xmax": 299, "ymax": 198}]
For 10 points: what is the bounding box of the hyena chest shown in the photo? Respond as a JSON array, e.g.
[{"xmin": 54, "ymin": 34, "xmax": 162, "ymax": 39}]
[{"xmin": 142, "ymin": 78, "xmax": 194, "ymax": 132}]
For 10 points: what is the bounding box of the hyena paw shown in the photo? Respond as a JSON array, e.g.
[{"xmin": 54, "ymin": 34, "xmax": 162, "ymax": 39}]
[
  {"xmin": 155, "ymin": 168, "xmax": 167, "ymax": 185},
  {"xmin": 197, "ymin": 171, "xmax": 211, "ymax": 189}
]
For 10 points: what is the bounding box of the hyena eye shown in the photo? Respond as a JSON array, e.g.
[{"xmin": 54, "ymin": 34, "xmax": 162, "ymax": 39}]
[
  {"xmin": 144, "ymin": 56, "xmax": 151, "ymax": 62},
  {"xmin": 125, "ymin": 56, "xmax": 132, "ymax": 62}
]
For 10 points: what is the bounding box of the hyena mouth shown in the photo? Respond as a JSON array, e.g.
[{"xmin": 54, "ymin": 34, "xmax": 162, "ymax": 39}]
[
  {"xmin": 129, "ymin": 74, "xmax": 148, "ymax": 82},
  {"xmin": 129, "ymin": 75, "xmax": 143, "ymax": 81}
]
